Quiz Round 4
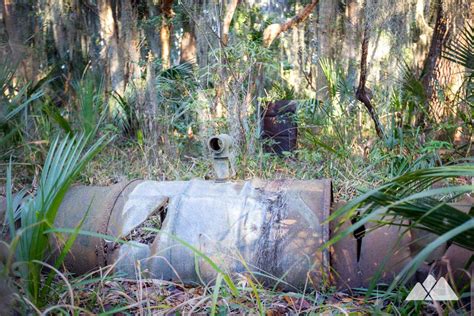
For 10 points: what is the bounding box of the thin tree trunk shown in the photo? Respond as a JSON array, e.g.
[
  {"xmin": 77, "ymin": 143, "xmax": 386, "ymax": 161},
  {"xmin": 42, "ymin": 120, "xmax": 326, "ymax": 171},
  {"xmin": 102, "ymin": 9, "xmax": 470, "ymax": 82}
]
[
  {"xmin": 50, "ymin": 0, "xmax": 68, "ymax": 61},
  {"xmin": 121, "ymin": 0, "xmax": 141, "ymax": 84},
  {"xmin": 160, "ymin": 23, "xmax": 171, "ymax": 69},
  {"xmin": 2, "ymin": 0, "xmax": 34, "ymax": 79},
  {"xmin": 215, "ymin": 0, "xmax": 240, "ymax": 113},
  {"xmin": 145, "ymin": 0, "xmax": 161, "ymax": 58},
  {"xmin": 316, "ymin": 0, "xmax": 338, "ymax": 96},
  {"xmin": 222, "ymin": 0, "xmax": 238, "ymax": 46},
  {"xmin": 413, "ymin": 0, "xmax": 433, "ymax": 70},
  {"xmin": 356, "ymin": 25, "xmax": 384, "ymax": 139},
  {"xmin": 144, "ymin": 54, "xmax": 162, "ymax": 155},
  {"xmin": 216, "ymin": 0, "xmax": 241, "ymax": 147},
  {"xmin": 343, "ymin": 0, "xmax": 360, "ymax": 84},
  {"xmin": 160, "ymin": 0, "xmax": 174, "ymax": 70}
]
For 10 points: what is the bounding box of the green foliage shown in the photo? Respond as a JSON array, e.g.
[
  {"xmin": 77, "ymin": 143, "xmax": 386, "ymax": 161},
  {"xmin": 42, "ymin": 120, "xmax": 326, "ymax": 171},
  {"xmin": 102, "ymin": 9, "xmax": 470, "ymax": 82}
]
[
  {"xmin": 319, "ymin": 58, "xmax": 354, "ymax": 105},
  {"xmin": 43, "ymin": 101, "xmax": 74, "ymax": 135},
  {"xmin": 233, "ymin": 4, "xmax": 270, "ymax": 45},
  {"xmin": 396, "ymin": 61, "xmax": 427, "ymax": 123},
  {"xmin": 0, "ymin": 3, "xmax": 471, "ymax": 314},
  {"xmin": 266, "ymin": 81, "xmax": 296, "ymax": 101},
  {"xmin": 110, "ymin": 85, "xmax": 140, "ymax": 137},
  {"xmin": 154, "ymin": 63, "xmax": 198, "ymax": 147},
  {"xmin": 73, "ymin": 75, "xmax": 105, "ymax": 135},
  {"xmin": 443, "ymin": 23, "xmax": 473, "ymax": 73},
  {"xmin": 4, "ymin": 133, "xmax": 110, "ymax": 307},
  {"xmin": 296, "ymin": 59, "xmax": 359, "ymax": 155}
]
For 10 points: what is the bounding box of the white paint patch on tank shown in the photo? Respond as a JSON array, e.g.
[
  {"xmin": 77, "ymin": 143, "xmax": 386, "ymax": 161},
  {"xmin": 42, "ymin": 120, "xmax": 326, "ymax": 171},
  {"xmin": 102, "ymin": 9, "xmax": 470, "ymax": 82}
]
[{"xmin": 119, "ymin": 181, "xmax": 189, "ymax": 237}]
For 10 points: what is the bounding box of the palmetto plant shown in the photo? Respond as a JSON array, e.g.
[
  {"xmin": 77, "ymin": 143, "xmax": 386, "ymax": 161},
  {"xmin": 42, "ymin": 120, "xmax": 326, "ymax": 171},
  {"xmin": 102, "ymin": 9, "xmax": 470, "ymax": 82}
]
[
  {"xmin": 4, "ymin": 132, "xmax": 110, "ymax": 307},
  {"xmin": 319, "ymin": 58, "xmax": 354, "ymax": 107},
  {"xmin": 73, "ymin": 75, "xmax": 105, "ymax": 135},
  {"xmin": 327, "ymin": 164, "xmax": 474, "ymax": 288},
  {"xmin": 397, "ymin": 60, "xmax": 427, "ymax": 123}
]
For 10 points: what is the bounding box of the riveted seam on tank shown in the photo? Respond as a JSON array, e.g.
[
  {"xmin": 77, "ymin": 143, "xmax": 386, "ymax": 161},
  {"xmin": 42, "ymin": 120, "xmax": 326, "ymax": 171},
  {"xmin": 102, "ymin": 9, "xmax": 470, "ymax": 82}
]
[
  {"xmin": 98, "ymin": 179, "xmax": 142, "ymax": 267},
  {"xmin": 322, "ymin": 179, "xmax": 332, "ymax": 278}
]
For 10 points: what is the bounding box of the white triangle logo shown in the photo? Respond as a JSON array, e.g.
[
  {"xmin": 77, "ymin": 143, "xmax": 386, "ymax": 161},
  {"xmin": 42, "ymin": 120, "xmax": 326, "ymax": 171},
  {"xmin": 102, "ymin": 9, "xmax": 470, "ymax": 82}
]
[
  {"xmin": 406, "ymin": 275, "xmax": 458, "ymax": 301},
  {"xmin": 406, "ymin": 282, "xmax": 429, "ymax": 300},
  {"xmin": 429, "ymin": 277, "xmax": 459, "ymax": 301}
]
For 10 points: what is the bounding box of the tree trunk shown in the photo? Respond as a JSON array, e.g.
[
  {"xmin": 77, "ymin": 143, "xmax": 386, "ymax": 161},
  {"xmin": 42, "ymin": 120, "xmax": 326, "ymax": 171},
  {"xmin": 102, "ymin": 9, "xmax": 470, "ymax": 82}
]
[
  {"xmin": 417, "ymin": 0, "xmax": 450, "ymax": 126},
  {"xmin": 98, "ymin": 0, "xmax": 124, "ymax": 92},
  {"xmin": 216, "ymin": 0, "xmax": 241, "ymax": 147},
  {"xmin": 343, "ymin": 0, "xmax": 360, "ymax": 85},
  {"xmin": 413, "ymin": 0, "xmax": 433, "ymax": 70},
  {"xmin": 316, "ymin": 0, "xmax": 338, "ymax": 96},
  {"xmin": 419, "ymin": 0, "xmax": 465, "ymax": 125},
  {"xmin": 50, "ymin": 0, "xmax": 68, "ymax": 61},
  {"xmin": 356, "ymin": 25, "xmax": 384, "ymax": 139},
  {"xmin": 180, "ymin": 18, "xmax": 197, "ymax": 64},
  {"xmin": 2, "ymin": 0, "xmax": 34, "ymax": 79},
  {"xmin": 159, "ymin": 0, "xmax": 174, "ymax": 70},
  {"xmin": 221, "ymin": 0, "xmax": 238, "ymax": 46},
  {"xmin": 160, "ymin": 22, "xmax": 171, "ymax": 69},
  {"xmin": 121, "ymin": 0, "xmax": 141, "ymax": 84},
  {"xmin": 145, "ymin": 0, "xmax": 161, "ymax": 59}
]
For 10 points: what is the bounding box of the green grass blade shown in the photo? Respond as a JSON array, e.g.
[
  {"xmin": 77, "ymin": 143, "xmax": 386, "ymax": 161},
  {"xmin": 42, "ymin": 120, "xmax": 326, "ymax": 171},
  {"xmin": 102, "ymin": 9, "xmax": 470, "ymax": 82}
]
[{"xmin": 210, "ymin": 273, "xmax": 223, "ymax": 316}]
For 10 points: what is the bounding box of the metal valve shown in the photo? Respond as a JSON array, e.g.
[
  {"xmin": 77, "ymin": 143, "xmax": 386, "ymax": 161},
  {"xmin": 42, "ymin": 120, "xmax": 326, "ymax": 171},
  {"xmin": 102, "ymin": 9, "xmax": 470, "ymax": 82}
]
[{"xmin": 208, "ymin": 134, "xmax": 235, "ymax": 181}]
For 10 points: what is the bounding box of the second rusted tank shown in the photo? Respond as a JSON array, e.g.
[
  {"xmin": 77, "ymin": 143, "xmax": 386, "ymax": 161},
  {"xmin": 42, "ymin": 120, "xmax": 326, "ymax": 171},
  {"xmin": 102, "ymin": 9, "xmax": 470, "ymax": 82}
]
[{"xmin": 262, "ymin": 100, "xmax": 298, "ymax": 154}]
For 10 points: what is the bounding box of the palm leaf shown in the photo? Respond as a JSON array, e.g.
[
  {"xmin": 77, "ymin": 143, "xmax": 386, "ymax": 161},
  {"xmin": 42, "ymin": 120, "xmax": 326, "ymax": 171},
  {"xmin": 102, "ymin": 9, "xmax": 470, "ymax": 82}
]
[{"xmin": 443, "ymin": 23, "xmax": 474, "ymax": 71}]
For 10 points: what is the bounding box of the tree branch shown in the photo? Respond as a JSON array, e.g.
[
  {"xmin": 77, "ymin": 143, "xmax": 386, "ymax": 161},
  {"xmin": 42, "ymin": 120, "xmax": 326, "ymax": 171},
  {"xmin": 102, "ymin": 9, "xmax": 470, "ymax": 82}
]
[
  {"xmin": 222, "ymin": 0, "xmax": 239, "ymax": 46},
  {"xmin": 356, "ymin": 25, "xmax": 385, "ymax": 139},
  {"xmin": 263, "ymin": 0, "xmax": 319, "ymax": 47}
]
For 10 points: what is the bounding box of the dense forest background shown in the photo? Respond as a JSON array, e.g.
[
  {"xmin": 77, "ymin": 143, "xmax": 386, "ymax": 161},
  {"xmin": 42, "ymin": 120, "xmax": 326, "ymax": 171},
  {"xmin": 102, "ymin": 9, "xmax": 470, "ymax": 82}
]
[{"xmin": 1, "ymin": 0, "xmax": 472, "ymax": 168}]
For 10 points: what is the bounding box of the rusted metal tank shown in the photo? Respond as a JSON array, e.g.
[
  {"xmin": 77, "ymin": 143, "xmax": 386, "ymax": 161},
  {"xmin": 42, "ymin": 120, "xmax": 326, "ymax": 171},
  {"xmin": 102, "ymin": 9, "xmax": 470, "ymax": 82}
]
[
  {"xmin": 262, "ymin": 100, "xmax": 298, "ymax": 154},
  {"xmin": 51, "ymin": 177, "xmax": 430, "ymax": 290},
  {"xmin": 55, "ymin": 179, "xmax": 333, "ymax": 289}
]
